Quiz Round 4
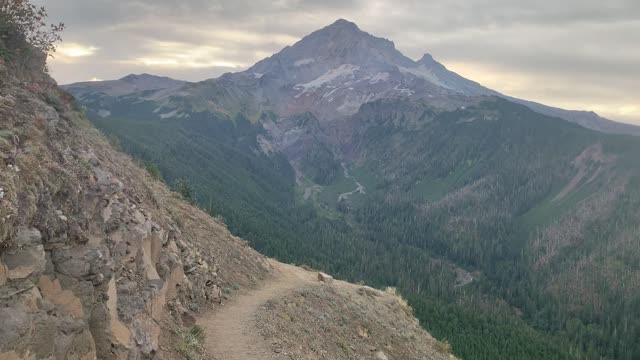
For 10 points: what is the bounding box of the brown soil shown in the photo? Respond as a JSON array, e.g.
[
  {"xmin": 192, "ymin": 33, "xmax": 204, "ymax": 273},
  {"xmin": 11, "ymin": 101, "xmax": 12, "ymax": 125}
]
[
  {"xmin": 200, "ymin": 260, "xmax": 455, "ymax": 360},
  {"xmin": 199, "ymin": 260, "xmax": 319, "ymax": 359}
]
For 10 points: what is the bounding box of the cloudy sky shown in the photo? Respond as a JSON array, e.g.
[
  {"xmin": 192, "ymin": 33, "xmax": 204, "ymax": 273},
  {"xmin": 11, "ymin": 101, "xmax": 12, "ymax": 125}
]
[{"xmin": 38, "ymin": 0, "xmax": 639, "ymax": 124}]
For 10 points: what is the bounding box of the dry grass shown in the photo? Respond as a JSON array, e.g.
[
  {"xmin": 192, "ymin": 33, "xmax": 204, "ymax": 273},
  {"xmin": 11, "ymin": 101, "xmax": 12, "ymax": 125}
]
[
  {"xmin": 384, "ymin": 286, "xmax": 412, "ymax": 310},
  {"xmin": 434, "ymin": 339, "xmax": 452, "ymax": 354},
  {"xmin": 256, "ymin": 282, "xmax": 457, "ymax": 360},
  {"xmin": 175, "ymin": 326, "xmax": 206, "ymax": 360}
]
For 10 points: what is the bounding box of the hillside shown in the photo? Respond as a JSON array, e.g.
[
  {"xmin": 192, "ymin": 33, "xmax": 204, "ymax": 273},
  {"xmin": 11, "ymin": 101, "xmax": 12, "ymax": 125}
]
[
  {"xmin": 0, "ymin": 23, "xmax": 453, "ymax": 360},
  {"xmin": 65, "ymin": 19, "xmax": 640, "ymax": 360},
  {"xmin": 202, "ymin": 261, "xmax": 454, "ymax": 360}
]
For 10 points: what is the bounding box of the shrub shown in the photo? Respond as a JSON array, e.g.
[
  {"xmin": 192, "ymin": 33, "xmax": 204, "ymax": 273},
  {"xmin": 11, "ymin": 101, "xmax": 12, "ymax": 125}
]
[
  {"xmin": 434, "ymin": 339, "xmax": 452, "ymax": 354},
  {"xmin": 176, "ymin": 325, "xmax": 206, "ymax": 360},
  {"xmin": 0, "ymin": 0, "xmax": 64, "ymax": 56},
  {"xmin": 144, "ymin": 161, "xmax": 162, "ymax": 181},
  {"xmin": 176, "ymin": 178, "xmax": 195, "ymax": 204}
]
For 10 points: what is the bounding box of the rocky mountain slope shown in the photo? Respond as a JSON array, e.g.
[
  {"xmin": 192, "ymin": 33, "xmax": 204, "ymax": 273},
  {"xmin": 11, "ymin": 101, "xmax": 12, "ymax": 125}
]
[
  {"xmin": 66, "ymin": 19, "xmax": 640, "ymax": 136},
  {"xmin": 0, "ymin": 29, "xmax": 454, "ymax": 360},
  {"xmin": 0, "ymin": 39, "xmax": 272, "ymax": 359}
]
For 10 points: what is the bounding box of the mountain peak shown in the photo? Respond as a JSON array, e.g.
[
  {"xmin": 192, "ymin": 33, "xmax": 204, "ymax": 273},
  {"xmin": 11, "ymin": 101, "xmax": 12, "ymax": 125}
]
[
  {"xmin": 417, "ymin": 53, "xmax": 435, "ymax": 63},
  {"xmin": 121, "ymin": 73, "xmax": 163, "ymax": 81},
  {"xmin": 246, "ymin": 18, "xmax": 414, "ymax": 77},
  {"xmin": 327, "ymin": 18, "xmax": 360, "ymax": 31}
]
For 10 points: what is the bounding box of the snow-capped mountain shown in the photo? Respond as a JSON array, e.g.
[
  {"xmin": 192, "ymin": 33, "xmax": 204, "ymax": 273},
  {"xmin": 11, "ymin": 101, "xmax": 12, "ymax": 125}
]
[{"xmin": 65, "ymin": 19, "xmax": 639, "ymax": 135}]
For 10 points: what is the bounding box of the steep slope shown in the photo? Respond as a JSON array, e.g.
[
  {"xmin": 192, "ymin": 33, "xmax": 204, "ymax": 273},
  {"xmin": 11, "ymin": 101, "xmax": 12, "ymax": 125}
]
[{"xmin": 0, "ymin": 38, "xmax": 271, "ymax": 360}]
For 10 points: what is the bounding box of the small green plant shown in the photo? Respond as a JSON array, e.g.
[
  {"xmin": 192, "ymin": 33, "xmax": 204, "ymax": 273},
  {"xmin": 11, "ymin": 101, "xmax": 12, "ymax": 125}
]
[
  {"xmin": 44, "ymin": 88, "xmax": 64, "ymax": 111},
  {"xmin": 0, "ymin": 45, "xmax": 9, "ymax": 59},
  {"xmin": 0, "ymin": 129, "xmax": 14, "ymax": 139},
  {"xmin": 176, "ymin": 178, "xmax": 195, "ymax": 204},
  {"xmin": 144, "ymin": 161, "xmax": 162, "ymax": 181},
  {"xmin": 101, "ymin": 132, "xmax": 122, "ymax": 151},
  {"xmin": 337, "ymin": 339, "xmax": 353, "ymax": 359},
  {"xmin": 176, "ymin": 325, "xmax": 206, "ymax": 360}
]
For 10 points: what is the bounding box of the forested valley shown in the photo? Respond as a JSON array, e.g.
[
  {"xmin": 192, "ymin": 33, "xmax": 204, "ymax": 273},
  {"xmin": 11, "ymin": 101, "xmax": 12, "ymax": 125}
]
[{"xmin": 81, "ymin": 95, "xmax": 640, "ymax": 360}]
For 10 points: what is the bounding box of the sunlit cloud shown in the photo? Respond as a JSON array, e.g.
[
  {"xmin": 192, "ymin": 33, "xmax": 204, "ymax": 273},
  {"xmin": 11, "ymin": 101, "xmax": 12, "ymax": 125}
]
[
  {"xmin": 619, "ymin": 105, "xmax": 639, "ymax": 116},
  {"xmin": 447, "ymin": 61, "xmax": 640, "ymax": 125},
  {"xmin": 57, "ymin": 43, "xmax": 99, "ymax": 58},
  {"xmin": 120, "ymin": 41, "xmax": 245, "ymax": 69}
]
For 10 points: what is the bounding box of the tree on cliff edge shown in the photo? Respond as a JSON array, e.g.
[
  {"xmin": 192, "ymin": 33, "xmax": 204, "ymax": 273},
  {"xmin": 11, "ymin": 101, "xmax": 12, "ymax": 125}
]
[{"xmin": 0, "ymin": 0, "xmax": 64, "ymax": 57}]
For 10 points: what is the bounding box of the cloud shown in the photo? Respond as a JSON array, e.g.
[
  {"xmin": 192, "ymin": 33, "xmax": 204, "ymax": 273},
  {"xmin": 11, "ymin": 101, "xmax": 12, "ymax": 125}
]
[
  {"xmin": 56, "ymin": 43, "xmax": 98, "ymax": 59},
  {"xmin": 118, "ymin": 41, "xmax": 245, "ymax": 69},
  {"xmin": 37, "ymin": 0, "xmax": 640, "ymax": 124}
]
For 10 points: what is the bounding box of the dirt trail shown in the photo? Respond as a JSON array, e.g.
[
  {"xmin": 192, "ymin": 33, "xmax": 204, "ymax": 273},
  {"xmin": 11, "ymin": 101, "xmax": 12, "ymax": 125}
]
[{"xmin": 199, "ymin": 260, "xmax": 319, "ymax": 360}]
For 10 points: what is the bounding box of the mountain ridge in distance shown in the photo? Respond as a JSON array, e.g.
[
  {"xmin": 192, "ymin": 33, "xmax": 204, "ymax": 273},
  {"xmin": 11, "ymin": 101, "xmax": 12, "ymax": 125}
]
[{"xmin": 65, "ymin": 18, "xmax": 640, "ymax": 135}]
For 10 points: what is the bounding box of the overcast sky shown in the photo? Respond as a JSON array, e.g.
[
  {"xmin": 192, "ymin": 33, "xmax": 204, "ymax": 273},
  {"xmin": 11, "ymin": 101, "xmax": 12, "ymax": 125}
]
[{"xmin": 38, "ymin": 0, "xmax": 639, "ymax": 124}]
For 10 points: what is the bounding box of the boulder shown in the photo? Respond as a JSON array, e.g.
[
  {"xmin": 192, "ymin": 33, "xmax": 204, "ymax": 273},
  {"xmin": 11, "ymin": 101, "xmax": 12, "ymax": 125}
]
[
  {"xmin": 133, "ymin": 314, "xmax": 160, "ymax": 356},
  {"xmin": 0, "ymin": 95, "xmax": 15, "ymax": 109},
  {"xmin": 0, "ymin": 307, "xmax": 31, "ymax": 351},
  {"xmin": 52, "ymin": 252, "xmax": 91, "ymax": 278},
  {"xmin": 2, "ymin": 245, "xmax": 46, "ymax": 280},
  {"xmin": 14, "ymin": 228, "xmax": 42, "ymax": 248},
  {"xmin": 51, "ymin": 245, "xmax": 106, "ymax": 279},
  {"xmin": 92, "ymin": 167, "xmax": 124, "ymax": 196},
  {"xmin": 317, "ymin": 272, "xmax": 334, "ymax": 284},
  {"xmin": 18, "ymin": 286, "xmax": 41, "ymax": 312},
  {"xmin": 375, "ymin": 351, "xmax": 389, "ymax": 360},
  {"xmin": 29, "ymin": 312, "xmax": 57, "ymax": 358},
  {"xmin": 37, "ymin": 105, "xmax": 60, "ymax": 128},
  {"xmin": 37, "ymin": 276, "xmax": 85, "ymax": 319}
]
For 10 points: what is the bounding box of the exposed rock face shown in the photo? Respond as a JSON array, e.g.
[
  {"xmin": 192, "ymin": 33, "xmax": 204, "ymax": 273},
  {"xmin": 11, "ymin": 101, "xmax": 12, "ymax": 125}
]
[
  {"xmin": 0, "ymin": 41, "xmax": 271, "ymax": 359},
  {"xmin": 317, "ymin": 272, "xmax": 334, "ymax": 284}
]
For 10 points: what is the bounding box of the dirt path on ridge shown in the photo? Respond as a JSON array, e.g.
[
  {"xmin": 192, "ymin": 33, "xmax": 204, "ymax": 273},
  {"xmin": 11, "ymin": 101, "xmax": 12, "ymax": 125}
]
[{"xmin": 198, "ymin": 260, "xmax": 319, "ymax": 359}]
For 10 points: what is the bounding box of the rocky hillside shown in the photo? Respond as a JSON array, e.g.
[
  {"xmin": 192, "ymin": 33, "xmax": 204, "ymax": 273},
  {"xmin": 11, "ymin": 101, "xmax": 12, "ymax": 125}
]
[
  {"xmin": 0, "ymin": 30, "xmax": 453, "ymax": 360},
  {"xmin": 0, "ymin": 38, "xmax": 275, "ymax": 359}
]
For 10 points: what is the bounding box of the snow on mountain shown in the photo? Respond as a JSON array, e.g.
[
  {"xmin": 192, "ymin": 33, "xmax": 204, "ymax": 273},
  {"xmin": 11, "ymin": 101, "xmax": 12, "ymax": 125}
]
[{"xmin": 65, "ymin": 19, "xmax": 640, "ymax": 136}]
